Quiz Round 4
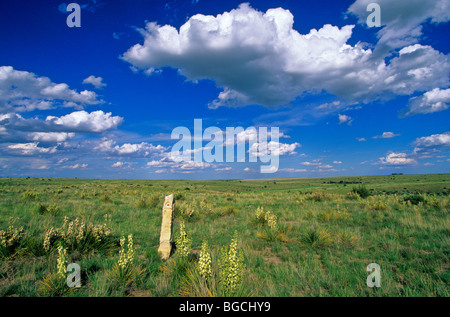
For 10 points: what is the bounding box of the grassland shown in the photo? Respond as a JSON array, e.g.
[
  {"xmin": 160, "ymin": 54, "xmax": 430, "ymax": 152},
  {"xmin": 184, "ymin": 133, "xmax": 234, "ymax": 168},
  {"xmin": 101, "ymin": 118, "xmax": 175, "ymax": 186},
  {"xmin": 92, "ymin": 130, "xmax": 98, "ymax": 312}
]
[{"xmin": 0, "ymin": 174, "xmax": 449, "ymax": 297}]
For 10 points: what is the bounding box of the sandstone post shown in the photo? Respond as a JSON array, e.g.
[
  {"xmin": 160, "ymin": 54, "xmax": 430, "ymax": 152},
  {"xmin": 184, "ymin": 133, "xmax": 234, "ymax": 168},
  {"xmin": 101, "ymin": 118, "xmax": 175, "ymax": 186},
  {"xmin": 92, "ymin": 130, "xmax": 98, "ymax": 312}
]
[{"xmin": 158, "ymin": 193, "xmax": 174, "ymax": 260}]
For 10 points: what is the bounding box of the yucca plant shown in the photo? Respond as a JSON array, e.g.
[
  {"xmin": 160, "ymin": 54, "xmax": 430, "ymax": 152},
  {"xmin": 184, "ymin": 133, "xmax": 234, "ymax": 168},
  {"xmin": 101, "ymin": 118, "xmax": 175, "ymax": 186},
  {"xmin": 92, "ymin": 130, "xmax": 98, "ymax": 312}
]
[
  {"xmin": 175, "ymin": 220, "xmax": 192, "ymax": 260},
  {"xmin": 0, "ymin": 225, "xmax": 25, "ymax": 258},
  {"xmin": 39, "ymin": 244, "xmax": 73, "ymax": 297},
  {"xmin": 106, "ymin": 234, "xmax": 145, "ymax": 291},
  {"xmin": 42, "ymin": 217, "xmax": 116, "ymax": 255},
  {"xmin": 178, "ymin": 267, "xmax": 214, "ymax": 297},
  {"xmin": 218, "ymin": 231, "xmax": 246, "ymax": 296},
  {"xmin": 299, "ymin": 225, "xmax": 333, "ymax": 249},
  {"xmin": 198, "ymin": 240, "xmax": 212, "ymax": 280}
]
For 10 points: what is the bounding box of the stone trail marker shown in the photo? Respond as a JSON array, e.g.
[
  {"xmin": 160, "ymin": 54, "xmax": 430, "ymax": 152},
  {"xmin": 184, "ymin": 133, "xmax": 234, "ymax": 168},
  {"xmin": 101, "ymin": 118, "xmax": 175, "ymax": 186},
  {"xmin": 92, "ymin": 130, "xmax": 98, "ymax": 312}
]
[{"xmin": 158, "ymin": 194, "xmax": 174, "ymax": 261}]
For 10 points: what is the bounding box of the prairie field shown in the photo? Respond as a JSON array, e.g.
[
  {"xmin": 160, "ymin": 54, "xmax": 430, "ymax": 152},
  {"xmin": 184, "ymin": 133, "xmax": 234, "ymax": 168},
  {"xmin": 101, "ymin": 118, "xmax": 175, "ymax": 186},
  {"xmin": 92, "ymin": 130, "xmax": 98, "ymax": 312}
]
[{"xmin": 0, "ymin": 174, "xmax": 449, "ymax": 297}]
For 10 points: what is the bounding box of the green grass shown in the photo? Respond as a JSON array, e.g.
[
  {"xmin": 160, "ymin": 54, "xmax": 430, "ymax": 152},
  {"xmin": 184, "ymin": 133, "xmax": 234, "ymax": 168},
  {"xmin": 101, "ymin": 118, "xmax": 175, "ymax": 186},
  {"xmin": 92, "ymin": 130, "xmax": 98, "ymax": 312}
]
[{"xmin": 0, "ymin": 174, "xmax": 449, "ymax": 297}]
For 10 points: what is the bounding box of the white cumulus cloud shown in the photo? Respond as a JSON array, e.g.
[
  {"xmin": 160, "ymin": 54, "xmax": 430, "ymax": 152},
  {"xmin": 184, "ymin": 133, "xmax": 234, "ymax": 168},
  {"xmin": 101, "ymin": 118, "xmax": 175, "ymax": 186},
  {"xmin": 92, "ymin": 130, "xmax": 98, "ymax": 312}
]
[
  {"xmin": 45, "ymin": 110, "xmax": 123, "ymax": 133},
  {"xmin": 82, "ymin": 75, "xmax": 107, "ymax": 89},
  {"xmin": 400, "ymin": 88, "xmax": 450, "ymax": 117},
  {"xmin": 0, "ymin": 66, "xmax": 103, "ymax": 112},
  {"xmin": 378, "ymin": 152, "xmax": 417, "ymax": 166},
  {"xmin": 95, "ymin": 139, "xmax": 167, "ymax": 157},
  {"xmin": 122, "ymin": 4, "xmax": 449, "ymax": 109},
  {"xmin": 7, "ymin": 142, "xmax": 57, "ymax": 155},
  {"xmin": 413, "ymin": 132, "xmax": 450, "ymax": 155}
]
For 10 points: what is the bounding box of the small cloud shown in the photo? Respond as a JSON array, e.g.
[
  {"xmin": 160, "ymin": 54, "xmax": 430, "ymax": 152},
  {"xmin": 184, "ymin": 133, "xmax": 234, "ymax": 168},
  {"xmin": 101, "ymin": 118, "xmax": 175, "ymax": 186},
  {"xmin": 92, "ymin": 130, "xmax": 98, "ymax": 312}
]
[
  {"xmin": 82, "ymin": 75, "xmax": 107, "ymax": 89},
  {"xmin": 57, "ymin": 158, "xmax": 69, "ymax": 164},
  {"xmin": 373, "ymin": 132, "xmax": 400, "ymax": 139},
  {"xmin": 300, "ymin": 161, "xmax": 321, "ymax": 166},
  {"xmin": 378, "ymin": 152, "xmax": 417, "ymax": 166},
  {"xmin": 243, "ymin": 167, "xmax": 250, "ymax": 172},
  {"xmin": 338, "ymin": 114, "xmax": 352, "ymax": 125},
  {"xmin": 357, "ymin": 137, "xmax": 367, "ymax": 142},
  {"xmin": 112, "ymin": 161, "xmax": 124, "ymax": 168},
  {"xmin": 278, "ymin": 168, "xmax": 307, "ymax": 173},
  {"xmin": 215, "ymin": 166, "xmax": 232, "ymax": 171},
  {"xmin": 333, "ymin": 161, "xmax": 342, "ymax": 164},
  {"xmin": 62, "ymin": 163, "xmax": 88, "ymax": 169}
]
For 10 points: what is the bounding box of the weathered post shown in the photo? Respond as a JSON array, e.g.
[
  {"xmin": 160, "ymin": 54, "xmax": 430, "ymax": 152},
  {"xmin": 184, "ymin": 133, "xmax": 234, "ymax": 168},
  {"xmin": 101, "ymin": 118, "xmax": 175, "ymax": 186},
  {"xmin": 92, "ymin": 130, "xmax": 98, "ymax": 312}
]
[{"xmin": 158, "ymin": 194, "xmax": 174, "ymax": 260}]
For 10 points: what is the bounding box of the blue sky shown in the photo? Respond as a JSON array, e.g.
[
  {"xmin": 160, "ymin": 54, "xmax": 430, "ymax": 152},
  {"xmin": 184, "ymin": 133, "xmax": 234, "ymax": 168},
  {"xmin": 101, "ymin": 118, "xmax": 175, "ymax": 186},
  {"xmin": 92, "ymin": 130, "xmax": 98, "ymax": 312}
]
[{"xmin": 0, "ymin": 0, "xmax": 449, "ymax": 179}]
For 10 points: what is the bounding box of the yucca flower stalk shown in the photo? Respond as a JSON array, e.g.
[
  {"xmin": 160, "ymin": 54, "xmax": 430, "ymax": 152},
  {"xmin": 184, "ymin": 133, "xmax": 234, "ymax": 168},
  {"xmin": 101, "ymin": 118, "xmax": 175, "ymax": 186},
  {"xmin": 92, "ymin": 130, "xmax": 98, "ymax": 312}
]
[
  {"xmin": 56, "ymin": 244, "xmax": 68, "ymax": 279},
  {"xmin": 175, "ymin": 220, "xmax": 192, "ymax": 260},
  {"xmin": 118, "ymin": 234, "xmax": 135, "ymax": 270},
  {"xmin": 219, "ymin": 231, "xmax": 246, "ymax": 296},
  {"xmin": 198, "ymin": 240, "xmax": 212, "ymax": 280},
  {"xmin": 265, "ymin": 211, "xmax": 278, "ymax": 231},
  {"xmin": 255, "ymin": 206, "xmax": 265, "ymax": 223},
  {"xmin": 107, "ymin": 233, "xmax": 144, "ymax": 291}
]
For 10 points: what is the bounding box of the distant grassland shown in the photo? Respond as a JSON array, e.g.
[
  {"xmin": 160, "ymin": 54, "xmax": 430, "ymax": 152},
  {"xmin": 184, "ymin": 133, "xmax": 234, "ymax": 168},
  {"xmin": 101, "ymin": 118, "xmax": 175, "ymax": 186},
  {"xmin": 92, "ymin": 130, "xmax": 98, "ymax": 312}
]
[{"xmin": 0, "ymin": 174, "xmax": 449, "ymax": 297}]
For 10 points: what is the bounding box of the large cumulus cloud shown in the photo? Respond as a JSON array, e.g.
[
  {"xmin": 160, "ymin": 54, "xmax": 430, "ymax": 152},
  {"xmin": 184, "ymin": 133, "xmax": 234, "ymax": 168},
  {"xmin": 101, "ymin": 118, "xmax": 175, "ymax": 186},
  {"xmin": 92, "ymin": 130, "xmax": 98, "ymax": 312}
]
[{"xmin": 122, "ymin": 3, "xmax": 450, "ymax": 110}]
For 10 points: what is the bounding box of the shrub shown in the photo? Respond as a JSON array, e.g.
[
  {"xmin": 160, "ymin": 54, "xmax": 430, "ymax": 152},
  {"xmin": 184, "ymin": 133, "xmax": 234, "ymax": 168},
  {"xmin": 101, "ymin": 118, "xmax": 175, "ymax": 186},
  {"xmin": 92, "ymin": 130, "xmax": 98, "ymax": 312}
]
[
  {"xmin": 352, "ymin": 185, "xmax": 370, "ymax": 199},
  {"xmin": 402, "ymin": 194, "xmax": 426, "ymax": 206}
]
